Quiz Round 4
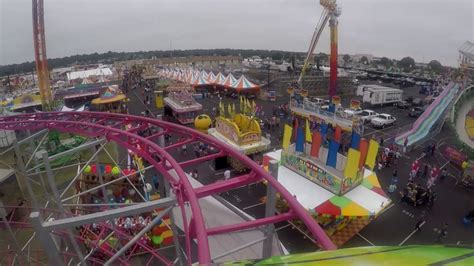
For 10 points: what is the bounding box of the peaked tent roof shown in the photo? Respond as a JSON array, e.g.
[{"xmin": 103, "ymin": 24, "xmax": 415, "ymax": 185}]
[
  {"xmin": 200, "ymin": 70, "xmax": 209, "ymax": 79},
  {"xmin": 222, "ymin": 73, "xmax": 237, "ymax": 87},
  {"xmin": 207, "ymin": 72, "xmax": 217, "ymax": 84},
  {"xmin": 193, "ymin": 74, "xmax": 209, "ymax": 86},
  {"xmin": 214, "ymin": 72, "xmax": 226, "ymax": 85},
  {"xmin": 230, "ymin": 75, "xmax": 260, "ymax": 91}
]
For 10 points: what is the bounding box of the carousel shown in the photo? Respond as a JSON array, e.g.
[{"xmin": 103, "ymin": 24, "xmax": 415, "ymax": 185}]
[{"xmin": 91, "ymin": 85, "xmax": 128, "ymax": 113}]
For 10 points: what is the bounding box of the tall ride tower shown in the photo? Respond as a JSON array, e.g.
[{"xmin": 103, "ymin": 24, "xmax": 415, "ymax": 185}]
[
  {"xmin": 321, "ymin": 0, "xmax": 341, "ymax": 97},
  {"xmin": 32, "ymin": 0, "xmax": 53, "ymax": 108}
]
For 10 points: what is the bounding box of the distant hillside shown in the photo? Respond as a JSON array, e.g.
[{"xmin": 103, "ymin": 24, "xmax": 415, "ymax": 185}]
[{"xmin": 0, "ymin": 49, "xmax": 307, "ymax": 76}]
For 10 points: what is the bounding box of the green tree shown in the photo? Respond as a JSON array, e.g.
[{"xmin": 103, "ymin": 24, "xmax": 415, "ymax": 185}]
[
  {"xmin": 343, "ymin": 54, "xmax": 351, "ymax": 64},
  {"xmin": 380, "ymin": 57, "xmax": 393, "ymax": 68},
  {"xmin": 428, "ymin": 60, "xmax": 443, "ymax": 73},
  {"xmin": 398, "ymin": 57, "xmax": 415, "ymax": 71},
  {"xmin": 360, "ymin": 56, "xmax": 369, "ymax": 65}
]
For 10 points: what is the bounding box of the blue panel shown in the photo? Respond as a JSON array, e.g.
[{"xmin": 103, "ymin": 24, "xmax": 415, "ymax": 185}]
[
  {"xmin": 296, "ymin": 127, "xmax": 305, "ymax": 152},
  {"xmin": 328, "ymin": 103, "xmax": 336, "ymax": 113},
  {"xmin": 326, "ymin": 140, "xmax": 339, "ymax": 168},
  {"xmin": 320, "ymin": 123, "xmax": 328, "ymax": 139},
  {"xmin": 351, "ymin": 131, "xmax": 361, "ymax": 150}
]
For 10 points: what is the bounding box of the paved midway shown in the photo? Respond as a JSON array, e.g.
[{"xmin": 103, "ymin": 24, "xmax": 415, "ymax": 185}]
[{"xmin": 126, "ymin": 80, "xmax": 474, "ymax": 254}]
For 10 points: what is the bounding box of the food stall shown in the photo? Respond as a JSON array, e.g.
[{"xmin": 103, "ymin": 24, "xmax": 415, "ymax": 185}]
[
  {"xmin": 208, "ymin": 112, "xmax": 270, "ymax": 171},
  {"xmin": 164, "ymin": 91, "xmax": 202, "ymax": 124}
]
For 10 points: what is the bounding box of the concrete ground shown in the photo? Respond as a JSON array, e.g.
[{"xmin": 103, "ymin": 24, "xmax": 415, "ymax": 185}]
[{"xmin": 126, "ymin": 78, "xmax": 474, "ymax": 257}]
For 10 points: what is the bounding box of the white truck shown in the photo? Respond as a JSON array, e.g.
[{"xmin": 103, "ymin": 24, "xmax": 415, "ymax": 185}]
[
  {"xmin": 370, "ymin": 113, "xmax": 396, "ymax": 128},
  {"xmin": 362, "ymin": 85, "xmax": 403, "ymax": 106},
  {"xmin": 359, "ymin": 109, "xmax": 378, "ymax": 123}
]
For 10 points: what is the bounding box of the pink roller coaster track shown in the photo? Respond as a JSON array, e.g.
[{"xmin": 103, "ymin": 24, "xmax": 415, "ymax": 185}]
[{"xmin": 0, "ymin": 112, "xmax": 335, "ymax": 264}]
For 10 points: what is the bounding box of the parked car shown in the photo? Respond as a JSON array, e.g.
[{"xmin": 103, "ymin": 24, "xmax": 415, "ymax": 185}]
[
  {"xmin": 409, "ymin": 107, "xmax": 425, "ymax": 118},
  {"xmin": 395, "ymin": 100, "xmax": 411, "ymax": 109},
  {"xmin": 371, "ymin": 113, "xmax": 396, "ymax": 128},
  {"xmin": 359, "ymin": 109, "xmax": 378, "ymax": 123},
  {"xmin": 344, "ymin": 107, "xmax": 363, "ymax": 117}
]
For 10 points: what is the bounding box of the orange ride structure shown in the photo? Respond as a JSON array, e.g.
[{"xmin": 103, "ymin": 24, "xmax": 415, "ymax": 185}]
[{"xmin": 32, "ymin": 0, "xmax": 53, "ymax": 109}]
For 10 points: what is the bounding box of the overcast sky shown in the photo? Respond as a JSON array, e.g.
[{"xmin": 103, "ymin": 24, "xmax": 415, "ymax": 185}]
[{"xmin": 1, "ymin": 0, "xmax": 472, "ymax": 66}]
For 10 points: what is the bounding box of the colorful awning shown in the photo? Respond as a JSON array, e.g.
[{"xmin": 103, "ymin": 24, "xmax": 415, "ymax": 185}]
[
  {"xmin": 230, "ymin": 74, "xmax": 260, "ymax": 91},
  {"xmin": 223, "ymin": 73, "xmax": 237, "ymax": 87}
]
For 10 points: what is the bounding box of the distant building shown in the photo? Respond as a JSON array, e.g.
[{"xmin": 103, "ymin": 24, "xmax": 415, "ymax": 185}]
[{"xmin": 459, "ymin": 41, "xmax": 474, "ymax": 77}]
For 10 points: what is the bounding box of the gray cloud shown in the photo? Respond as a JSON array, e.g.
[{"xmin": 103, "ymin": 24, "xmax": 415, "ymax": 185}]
[{"xmin": 1, "ymin": 0, "xmax": 472, "ymax": 66}]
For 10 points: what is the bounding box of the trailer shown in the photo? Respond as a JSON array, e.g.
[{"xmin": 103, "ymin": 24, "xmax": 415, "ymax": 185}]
[{"xmin": 361, "ymin": 85, "xmax": 403, "ymax": 105}]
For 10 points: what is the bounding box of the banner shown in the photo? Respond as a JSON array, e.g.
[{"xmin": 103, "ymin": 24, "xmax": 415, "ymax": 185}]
[
  {"xmin": 365, "ymin": 139, "xmax": 379, "ymax": 170},
  {"xmin": 296, "ymin": 127, "xmax": 305, "ymax": 152},
  {"xmin": 305, "ymin": 120, "xmax": 312, "ymax": 142},
  {"xmin": 326, "ymin": 140, "xmax": 339, "ymax": 168},
  {"xmin": 310, "ymin": 131, "xmax": 322, "ymax": 157},
  {"xmin": 282, "ymin": 124, "xmax": 292, "ymax": 149},
  {"xmin": 344, "ymin": 148, "xmax": 361, "ymax": 179}
]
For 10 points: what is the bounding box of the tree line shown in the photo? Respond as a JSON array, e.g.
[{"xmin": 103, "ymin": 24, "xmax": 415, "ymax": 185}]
[{"xmin": 0, "ymin": 49, "xmax": 307, "ymax": 77}]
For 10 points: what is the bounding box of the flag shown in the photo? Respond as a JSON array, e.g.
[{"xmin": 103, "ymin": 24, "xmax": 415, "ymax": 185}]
[
  {"xmin": 239, "ymin": 96, "xmax": 244, "ymax": 112},
  {"xmin": 251, "ymin": 100, "xmax": 256, "ymax": 115},
  {"xmin": 283, "ymin": 124, "xmax": 292, "ymax": 149},
  {"xmin": 232, "ymin": 103, "xmax": 236, "ymax": 116},
  {"xmin": 305, "ymin": 120, "xmax": 312, "ymax": 142}
]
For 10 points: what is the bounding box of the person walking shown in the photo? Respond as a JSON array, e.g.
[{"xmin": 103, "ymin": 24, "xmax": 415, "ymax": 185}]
[
  {"xmin": 421, "ymin": 163, "xmax": 430, "ymax": 179},
  {"xmin": 430, "ymin": 143, "xmax": 436, "ymax": 156},
  {"xmin": 403, "ymin": 137, "xmax": 409, "ymax": 153}
]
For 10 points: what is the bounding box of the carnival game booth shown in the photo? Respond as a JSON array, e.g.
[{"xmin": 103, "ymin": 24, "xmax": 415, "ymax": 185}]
[
  {"xmin": 91, "ymin": 85, "xmax": 127, "ymax": 113},
  {"xmin": 261, "ymin": 109, "xmax": 389, "ymax": 246},
  {"xmin": 208, "ymin": 111, "xmax": 270, "ymax": 171},
  {"xmin": 164, "ymin": 91, "xmax": 202, "ymax": 124}
]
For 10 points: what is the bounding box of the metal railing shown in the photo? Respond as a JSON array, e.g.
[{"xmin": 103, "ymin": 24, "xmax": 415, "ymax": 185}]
[{"xmin": 290, "ymin": 99, "xmax": 354, "ymax": 129}]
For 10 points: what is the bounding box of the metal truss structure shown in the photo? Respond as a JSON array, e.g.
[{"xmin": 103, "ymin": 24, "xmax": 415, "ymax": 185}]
[{"xmin": 0, "ymin": 112, "xmax": 336, "ymax": 265}]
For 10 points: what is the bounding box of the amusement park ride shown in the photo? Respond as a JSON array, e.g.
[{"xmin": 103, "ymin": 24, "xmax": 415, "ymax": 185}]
[
  {"xmin": 0, "ymin": 1, "xmax": 337, "ymax": 265},
  {"xmin": 295, "ymin": 0, "xmax": 341, "ymax": 97},
  {"xmin": 32, "ymin": 0, "xmax": 53, "ymax": 109}
]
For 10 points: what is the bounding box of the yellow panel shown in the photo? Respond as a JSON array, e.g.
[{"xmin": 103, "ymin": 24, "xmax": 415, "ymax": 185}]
[
  {"xmin": 161, "ymin": 230, "xmax": 173, "ymax": 238},
  {"xmin": 305, "ymin": 120, "xmax": 312, "ymax": 142},
  {"xmin": 365, "ymin": 139, "xmax": 380, "ymax": 170},
  {"xmin": 282, "ymin": 124, "xmax": 292, "ymax": 149},
  {"xmin": 344, "ymin": 148, "xmax": 360, "ymax": 179}
]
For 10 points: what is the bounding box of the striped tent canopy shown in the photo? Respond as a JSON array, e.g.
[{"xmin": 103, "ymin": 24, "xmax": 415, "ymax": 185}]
[
  {"xmin": 214, "ymin": 72, "xmax": 226, "ymax": 85},
  {"xmin": 230, "ymin": 75, "xmax": 260, "ymax": 92},
  {"xmin": 207, "ymin": 72, "xmax": 217, "ymax": 84},
  {"xmin": 200, "ymin": 70, "xmax": 209, "ymax": 80},
  {"xmin": 222, "ymin": 73, "xmax": 237, "ymax": 87},
  {"xmin": 193, "ymin": 74, "xmax": 209, "ymax": 86}
]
